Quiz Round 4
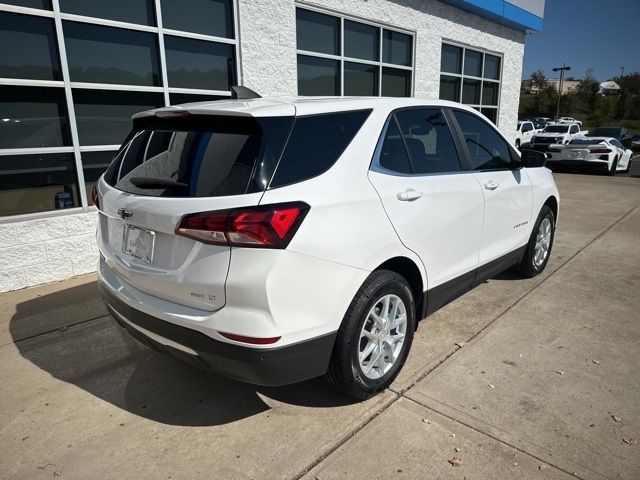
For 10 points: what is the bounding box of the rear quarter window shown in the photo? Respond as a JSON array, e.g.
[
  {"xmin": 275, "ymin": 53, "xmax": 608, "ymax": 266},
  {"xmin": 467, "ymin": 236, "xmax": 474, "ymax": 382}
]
[{"xmin": 269, "ymin": 109, "xmax": 372, "ymax": 188}]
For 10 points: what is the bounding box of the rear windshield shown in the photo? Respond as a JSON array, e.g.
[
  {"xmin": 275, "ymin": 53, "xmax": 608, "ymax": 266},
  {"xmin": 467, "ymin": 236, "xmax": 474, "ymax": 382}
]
[
  {"xmin": 104, "ymin": 116, "xmax": 293, "ymax": 197},
  {"xmin": 104, "ymin": 109, "xmax": 371, "ymax": 197},
  {"xmin": 569, "ymin": 139, "xmax": 605, "ymax": 145},
  {"xmin": 544, "ymin": 125, "xmax": 569, "ymax": 133}
]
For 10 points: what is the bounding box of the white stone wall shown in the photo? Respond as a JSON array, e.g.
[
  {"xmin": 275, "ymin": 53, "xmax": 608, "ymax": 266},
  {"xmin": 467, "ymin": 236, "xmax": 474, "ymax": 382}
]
[
  {"xmin": 237, "ymin": 0, "xmax": 526, "ymax": 140},
  {"xmin": 0, "ymin": 212, "xmax": 98, "ymax": 293},
  {"xmin": 237, "ymin": 0, "xmax": 299, "ymax": 96}
]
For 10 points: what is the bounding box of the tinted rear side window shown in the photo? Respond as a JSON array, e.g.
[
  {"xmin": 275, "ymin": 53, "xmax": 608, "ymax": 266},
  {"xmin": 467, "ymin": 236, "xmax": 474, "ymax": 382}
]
[
  {"xmin": 395, "ymin": 108, "xmax": 461, "ymax": 174},
  {"xmin": 104, "ymin": 116, "xmax": 292, "ymax": 197},
  {"xmin": 269, "ymin": 109, "xmax": 371, "ymax": 187}
]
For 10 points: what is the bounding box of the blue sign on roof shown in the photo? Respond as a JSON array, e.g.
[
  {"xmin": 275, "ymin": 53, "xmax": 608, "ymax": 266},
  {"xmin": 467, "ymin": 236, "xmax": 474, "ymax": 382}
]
[{"xmin": 439, "ymin": 0, "xmax": 545, "ymax": 32}]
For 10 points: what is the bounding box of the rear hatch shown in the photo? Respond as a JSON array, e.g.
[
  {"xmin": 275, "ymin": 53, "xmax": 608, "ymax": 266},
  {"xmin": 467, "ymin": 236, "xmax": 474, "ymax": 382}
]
[
  {"xmin": 559, "ymin": 139, "xmax": 610, "ymax": 160},
  {"xmin": 97, "ymin": 111, "xmax": 294, "ymax": 311},
  {"xmin": 562, "ymin": 145, "xmax": 590, "ymax": 160}
]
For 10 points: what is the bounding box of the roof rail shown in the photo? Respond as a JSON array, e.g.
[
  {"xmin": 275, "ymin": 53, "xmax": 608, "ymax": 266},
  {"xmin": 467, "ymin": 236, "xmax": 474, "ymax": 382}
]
[{"xmin": 231, "ymin": 86, "xmax": 262, "ymax": 100}]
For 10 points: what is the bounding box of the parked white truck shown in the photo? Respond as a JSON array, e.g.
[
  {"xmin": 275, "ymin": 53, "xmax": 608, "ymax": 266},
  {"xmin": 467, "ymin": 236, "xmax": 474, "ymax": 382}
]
[
  {"xmin": 529, "ymin": 123, "xmax": 586, "ymax": 152},
  {"xmin": 515, "ymin": 121, "xmax": 540, "ymax": 148}
]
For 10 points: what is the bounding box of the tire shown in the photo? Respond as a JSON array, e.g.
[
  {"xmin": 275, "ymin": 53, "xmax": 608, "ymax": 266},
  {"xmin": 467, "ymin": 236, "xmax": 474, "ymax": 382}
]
[
  {"xmin": 327, "ymin": 270, "xmax": 416, "ymax": 400},
  {"xmin": 514, "ymin": 205, "xmax": 555, "ymax": 278},
  {"xmin": 624, "ymin": 157, "xmax": 632, "ymax": 173},
  {"xmin": 608, "ymin": 156, "xmax": 618, "ymax": 176}
]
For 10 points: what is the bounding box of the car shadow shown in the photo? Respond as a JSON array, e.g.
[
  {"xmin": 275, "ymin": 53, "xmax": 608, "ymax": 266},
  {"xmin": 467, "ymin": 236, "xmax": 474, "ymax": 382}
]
[
  {"xmin": 491, "ymin": 269, "xmax": 523, "ymax": 281},
  {"xmin": 9, "ymin": 282, "xmax": 356, "ymax": 427},
  {"xmin": 549, "ymin": 165, "xmax": 639, "ymax": 177}
]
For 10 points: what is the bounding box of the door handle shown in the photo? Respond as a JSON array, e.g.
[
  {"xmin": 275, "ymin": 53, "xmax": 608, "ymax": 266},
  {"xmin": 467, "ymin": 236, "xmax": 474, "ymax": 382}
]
[
  {"xmin": 397, "ymin": 189, "xmax": 423, "ymax": 201},
  {"xmin": 484, "ymin": 180, "xmax": 499, "ymax": 191}
]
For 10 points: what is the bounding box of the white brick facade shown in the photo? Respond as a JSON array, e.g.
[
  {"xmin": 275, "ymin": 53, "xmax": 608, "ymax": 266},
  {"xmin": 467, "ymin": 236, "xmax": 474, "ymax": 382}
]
[
  {"xmin": 0, "ymin": 212, "xmax": 98, "ymax": 293},
  {"xmin": 0, "ymin": 1, "xmax": 526, "ymax": 293},
  {"xmin": 238, "ymin": 0, "xmax": 526, "ymax": 139}
]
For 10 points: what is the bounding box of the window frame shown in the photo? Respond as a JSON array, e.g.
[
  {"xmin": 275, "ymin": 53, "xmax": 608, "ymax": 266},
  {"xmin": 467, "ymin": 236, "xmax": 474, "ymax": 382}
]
[
  {"xmin": 370, "ymin": 106, "xmax": 467, "ymax": 177},
  {"xmin": 439, "ymin": 41, "xmax": 504, "ymax": 126},
  {"xmin": 0, "ymin": 0, "xmax": 241, "ymax": 221},
  {"xmin": 295, "ymin": 4, "xmax": 415, "ymax": 97}
]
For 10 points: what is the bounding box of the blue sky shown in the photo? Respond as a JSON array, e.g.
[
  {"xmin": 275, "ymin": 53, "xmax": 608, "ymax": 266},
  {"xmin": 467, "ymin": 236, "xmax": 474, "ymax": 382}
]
[{"xmin": 522, "ymin": 0, "xmax": 640, "ymax": 82}]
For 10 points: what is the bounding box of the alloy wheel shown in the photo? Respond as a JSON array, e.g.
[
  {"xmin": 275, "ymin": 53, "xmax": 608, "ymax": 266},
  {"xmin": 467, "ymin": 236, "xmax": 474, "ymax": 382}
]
[
  {"xmin": 358, "ymin": 294, "xmax": 407, "ymax": 380},
  {"xmin": 534, "ymin": 217, "xmax": 552, "ymax": 268}
]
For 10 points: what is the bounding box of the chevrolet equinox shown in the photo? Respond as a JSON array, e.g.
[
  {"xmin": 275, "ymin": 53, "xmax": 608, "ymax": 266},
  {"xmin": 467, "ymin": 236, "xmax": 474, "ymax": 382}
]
[{"xmin": 95, "ymin": 90, "xmax": 559, "ymax": 400}]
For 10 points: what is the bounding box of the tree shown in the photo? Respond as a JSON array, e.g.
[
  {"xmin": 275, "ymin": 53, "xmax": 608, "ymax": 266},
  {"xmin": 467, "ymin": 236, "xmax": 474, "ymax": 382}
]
[
  {"xmin": 534, "ymin": 85, "xmax": 558, "ymax": 117},
  {"xmin": 575, "ymin": 73, "xmax": 599, "ymax": 113},
  {"xmin": 530, "ymin": 69, "xmax": 548, "ymax": 90}
]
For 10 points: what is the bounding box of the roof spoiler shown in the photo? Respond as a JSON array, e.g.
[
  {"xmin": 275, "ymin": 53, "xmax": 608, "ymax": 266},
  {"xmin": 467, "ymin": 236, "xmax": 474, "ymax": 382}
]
[{"xmin": 231, "ymin": 85, "xmax": 261, "ymax": 100}]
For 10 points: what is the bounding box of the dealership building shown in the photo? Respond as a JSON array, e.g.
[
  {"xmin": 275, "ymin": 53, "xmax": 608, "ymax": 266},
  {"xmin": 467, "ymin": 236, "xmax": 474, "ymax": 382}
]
[{"xmin": 0, "ymin": 0, "xmax": 544, "ymax": 292}]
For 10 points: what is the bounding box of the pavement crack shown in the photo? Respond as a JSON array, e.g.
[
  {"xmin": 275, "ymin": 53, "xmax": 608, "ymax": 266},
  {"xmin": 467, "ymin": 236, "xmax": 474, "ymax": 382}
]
[
  {"xmin": 5, "ymin": 313, "xmax": 112, "ymax": 347},
  {"xmin": 292, "ymin": 391, "xmax": 400, "ymax": 479},
  {"xmin": 402, "ymin": 395, "xmax": 594, "ymax": 480}
]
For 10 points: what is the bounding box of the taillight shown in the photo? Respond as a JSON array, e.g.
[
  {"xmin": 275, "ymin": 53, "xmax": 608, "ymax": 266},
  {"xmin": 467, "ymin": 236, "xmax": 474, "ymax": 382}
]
[
  {"xmin": 589, "ymin": 148, "xmax": 611, "ymax": 154},
  {"xmin": 91, "ymin": 184, "xmax": 100, "ymax": 210},
  {"xmin": 176, "ymin": 202, "xmax": 309, "ymax": 248}
]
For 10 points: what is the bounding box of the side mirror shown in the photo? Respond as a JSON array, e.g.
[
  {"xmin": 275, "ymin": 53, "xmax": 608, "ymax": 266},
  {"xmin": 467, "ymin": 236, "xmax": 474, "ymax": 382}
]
[{"xmin": 521, "ymin": 149, "xmax": 547, "ymax": 168}]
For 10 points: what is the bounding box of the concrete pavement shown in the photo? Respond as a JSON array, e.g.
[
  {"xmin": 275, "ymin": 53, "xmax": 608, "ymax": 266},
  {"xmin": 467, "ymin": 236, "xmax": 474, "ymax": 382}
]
[{"xmin": 1, "ymin": 171, "xmax": 639, "ymax": 480}]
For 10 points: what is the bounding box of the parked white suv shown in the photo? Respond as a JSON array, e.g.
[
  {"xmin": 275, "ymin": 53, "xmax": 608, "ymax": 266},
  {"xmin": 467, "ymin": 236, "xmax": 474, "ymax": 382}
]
[{"xmin": 95, "ymin": 93, "xmax": 559, "ymax": 399}]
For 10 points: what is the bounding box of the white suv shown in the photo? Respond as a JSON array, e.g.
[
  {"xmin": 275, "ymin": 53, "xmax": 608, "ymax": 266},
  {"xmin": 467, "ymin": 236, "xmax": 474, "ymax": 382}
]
[{"xmin": 95, "ymin": 94, "xmax": 559, "ymax": 400}]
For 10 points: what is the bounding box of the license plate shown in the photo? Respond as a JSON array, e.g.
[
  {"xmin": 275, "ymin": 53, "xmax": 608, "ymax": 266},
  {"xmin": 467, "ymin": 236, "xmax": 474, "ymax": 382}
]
[
  {"xmin": 569, "ymin": 150, "xmax": 583, "ymax": 159},
  {"xmin": 122, "ymin": 225, "xmax": 155, "ymax": 263}
]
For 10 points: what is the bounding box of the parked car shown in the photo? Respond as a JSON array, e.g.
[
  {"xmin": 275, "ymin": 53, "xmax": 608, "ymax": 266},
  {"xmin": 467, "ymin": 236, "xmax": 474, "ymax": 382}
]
[
  {"xmin": 94, "ymin": 93, "xmax": 559, "ymax": 400},
  {"xmin": 515, "ymin": 120, "xmax": 539, "ymax": 148},
  {"xmin": 547, "ymin": 137, "xmax": 633, "ymax": 175},
  {"xmin": 586, "ymin": 126, "xmax": 632, "ymax": 148},
  {"xmin": 531, "ymin": 117, "xmax": 552, "ymax": 129},
  {"xmin": 556, "ymin": 117, "xmax": 583, "ymax": 127},
  {"xmin": 530, "ymin": 123, "xmax": 585, "ymax": 152},
  {"xmin": 631, "ymin": 134, "xmax": 640, "ymax": 151}
]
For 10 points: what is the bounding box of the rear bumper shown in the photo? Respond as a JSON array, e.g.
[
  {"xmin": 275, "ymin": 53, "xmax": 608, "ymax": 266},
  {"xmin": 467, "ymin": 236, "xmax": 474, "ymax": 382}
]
[
  {"xmin": 546, "ymin": 159, "xmax": 609, "ymax": 170},
  {"xmin": 100, "ymin": 283, "xmax": 337, "ymax": 386}
]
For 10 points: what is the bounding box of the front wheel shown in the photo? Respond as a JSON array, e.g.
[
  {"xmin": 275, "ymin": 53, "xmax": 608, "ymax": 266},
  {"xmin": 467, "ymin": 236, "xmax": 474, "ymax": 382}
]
[
  {"xmin": 514, "ymin": 205, "xmax": 555, "ymax": 278},
  {"xmin": 327, "ymin": 270, "xmax": 416, "ymax": 400}
]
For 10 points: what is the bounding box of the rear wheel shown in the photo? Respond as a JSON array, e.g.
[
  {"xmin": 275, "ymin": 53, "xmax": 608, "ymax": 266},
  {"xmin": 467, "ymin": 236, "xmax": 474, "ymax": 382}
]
[
  {"xmin": 624, "ymin": 156, "xmax": 632, "ymax": 173},
  {"xmin": 327, "ymin": 270, "xmax": 416, "ymax": 400},
  {"xmin": 514, "ymin": 205, "xmax": 555, "ymax": 278},
  {"xmin": 608, "ymin": 156, "xmax": 619, "ymax": 176}
]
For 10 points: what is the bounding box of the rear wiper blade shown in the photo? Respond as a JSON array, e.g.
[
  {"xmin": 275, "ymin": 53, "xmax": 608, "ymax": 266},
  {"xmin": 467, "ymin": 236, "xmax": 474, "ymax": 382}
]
[{"xmin": 129, "ymin": 177, "xmax": 188, "ymax": 190}]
